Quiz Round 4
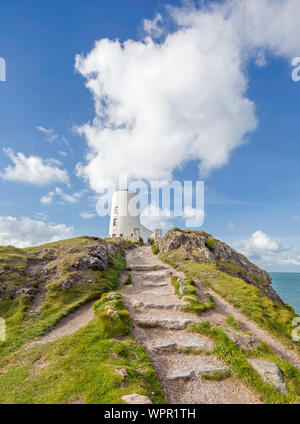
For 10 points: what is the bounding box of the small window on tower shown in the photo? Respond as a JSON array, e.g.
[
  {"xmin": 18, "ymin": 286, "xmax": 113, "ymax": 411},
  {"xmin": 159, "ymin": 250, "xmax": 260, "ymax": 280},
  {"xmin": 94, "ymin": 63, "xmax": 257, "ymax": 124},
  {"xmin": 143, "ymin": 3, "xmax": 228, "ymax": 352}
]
[
  {"xmin": 113, "ymin": 218, "xmax": 117, "ymax": 227},
  {"xmin": 114, "ymin": 206, "xmax": 119, "ymax": 215}
]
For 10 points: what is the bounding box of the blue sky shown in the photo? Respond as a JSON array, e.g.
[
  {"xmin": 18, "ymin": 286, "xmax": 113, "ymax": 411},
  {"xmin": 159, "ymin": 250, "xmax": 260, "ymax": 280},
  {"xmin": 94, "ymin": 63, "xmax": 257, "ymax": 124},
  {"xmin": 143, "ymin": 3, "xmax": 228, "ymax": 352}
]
[{"xmin": 1, "ymin": 0, "xmax": 300, "ymax": 271}]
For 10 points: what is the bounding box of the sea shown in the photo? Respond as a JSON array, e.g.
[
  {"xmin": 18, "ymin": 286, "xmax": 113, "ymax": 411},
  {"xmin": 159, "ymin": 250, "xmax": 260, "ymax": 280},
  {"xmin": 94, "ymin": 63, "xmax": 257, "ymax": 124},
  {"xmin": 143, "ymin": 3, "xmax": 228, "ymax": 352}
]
[{"xmin": 270, "ymin": 272, "xmax": 300, "ymax": 316}]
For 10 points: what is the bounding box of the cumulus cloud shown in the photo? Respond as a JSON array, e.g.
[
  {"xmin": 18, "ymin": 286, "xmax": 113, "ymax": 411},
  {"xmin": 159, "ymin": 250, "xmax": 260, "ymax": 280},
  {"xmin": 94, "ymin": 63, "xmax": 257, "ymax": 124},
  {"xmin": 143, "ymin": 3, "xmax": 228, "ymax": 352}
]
[
  {"xmin": 1, "ymin": 148, "xmax": 69, "ymax": 186},
  {"xmin": 233, "ymin": 230, "xmax": 300, "ymax": 268},
  {"xmin": 0, "ymin": 216, "xmax": 74, "ymax": 248},
  {"xmin": 74, "ymin": 0, "xmax": 300, "ymax": 193}
]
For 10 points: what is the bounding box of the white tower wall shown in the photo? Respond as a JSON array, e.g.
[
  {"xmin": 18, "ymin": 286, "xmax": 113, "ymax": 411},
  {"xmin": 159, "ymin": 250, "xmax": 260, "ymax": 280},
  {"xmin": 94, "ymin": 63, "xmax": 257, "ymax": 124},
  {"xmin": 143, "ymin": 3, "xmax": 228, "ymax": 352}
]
[{"xmin": 109, "ymin": 190, "xmax": 141, "ymax": 239}]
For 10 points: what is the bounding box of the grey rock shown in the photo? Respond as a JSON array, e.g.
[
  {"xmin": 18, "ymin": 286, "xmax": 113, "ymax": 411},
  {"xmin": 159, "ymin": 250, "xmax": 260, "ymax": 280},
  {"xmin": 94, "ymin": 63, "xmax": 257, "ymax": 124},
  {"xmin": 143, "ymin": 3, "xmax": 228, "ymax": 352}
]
[
  {"xmin": 122, "ymin": 394, "xmax": 152, "ymax": 405},
  {"xmin": 166, "ymin": 370, "xmax": 195, "ymax": 380},
  {"xmin": 248, "ymin": 358, "xmax": 287, "ymax": 394},
  {"xmin": 15, "ymin": 288, "xmax": 37, "ymax": 297},
  {"xmin": 72, "ymin": 243, "xmax": 110, "ymax": 272},
  {"xmin": 61, "ymin": 279, "xmax": 74, "ymax": 290},
  {"xmin": 198, "ymin": 367, "xmax": 228, "ymax": 374},
  {"xmin": 114, "ymin": 368, "xmax": 129, "ymax": 381},
  {"xmin": 179, "ymin": 281, "xmax": 190, "ymax": 296},
  {"xmin": 225, "ymin": 331, "xmax": 261, "ymax": 350},
  {"xmin": 153, "ymin": 343, "xmax": 177, "ymax": 351}
]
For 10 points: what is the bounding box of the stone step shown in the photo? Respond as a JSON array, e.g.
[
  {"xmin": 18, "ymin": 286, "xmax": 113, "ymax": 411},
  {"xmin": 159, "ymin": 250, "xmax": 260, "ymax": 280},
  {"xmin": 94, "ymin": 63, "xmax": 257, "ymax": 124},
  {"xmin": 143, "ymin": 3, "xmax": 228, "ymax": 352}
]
[
  {"xmin": 142, "ymin": 281, "xmax": 169, "ymax": 288},
  {"xmin": 152, "ymin": 336, "xmax": 211, "ymax": 351},
  {"xmin": 130, "ymin": 264, "xmax": 169, "ymax": 272},
  {"xmin": 198, "ymin": 367, "xmax": 228, "ymax": 374},
  {"xmin": 166, "ymin": 370, "xmax": 195, "ymax": 381},
  {"xmin": 132, "ymin": 300, "xmax": 185, "ymax": 311},
  {"xmin": 143, "ymin": 290, "xmax": 173, "ymax": 296},
  {"xmin": 135, "ymin": 317, "xmax": 197, "ymax": 330}
]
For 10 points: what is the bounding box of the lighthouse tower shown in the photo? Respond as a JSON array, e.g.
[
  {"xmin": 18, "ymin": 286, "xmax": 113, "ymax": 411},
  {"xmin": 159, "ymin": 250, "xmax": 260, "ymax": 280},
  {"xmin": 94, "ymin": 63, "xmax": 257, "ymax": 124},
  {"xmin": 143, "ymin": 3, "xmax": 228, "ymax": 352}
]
[{"xmin": 108, "ymin": 189, "xmax": 154, "ymax": 241}]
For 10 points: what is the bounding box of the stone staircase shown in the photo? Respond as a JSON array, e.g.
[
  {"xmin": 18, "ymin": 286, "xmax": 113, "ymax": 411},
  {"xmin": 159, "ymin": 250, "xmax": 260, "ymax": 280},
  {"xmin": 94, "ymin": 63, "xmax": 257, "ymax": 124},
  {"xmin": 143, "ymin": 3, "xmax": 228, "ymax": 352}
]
[{"xmin": 120, "ymin": 245, "xmax": 259, "ymax": 404}]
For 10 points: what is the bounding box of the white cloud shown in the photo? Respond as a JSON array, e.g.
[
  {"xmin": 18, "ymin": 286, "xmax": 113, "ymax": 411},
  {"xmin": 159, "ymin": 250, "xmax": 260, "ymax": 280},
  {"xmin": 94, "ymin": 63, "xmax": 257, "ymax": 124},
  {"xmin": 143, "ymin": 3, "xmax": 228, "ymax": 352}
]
[
  {"xmin": 0, "ymin": 216, "xmax": 74, "ymax": 248},
  {"xmin": 41, "ymin": 192, "xmax": 55, "ymax": 205},
  {"xmin": 75, "ymin": 0, "xmax": 300, "ymax": 193},
  {"xmin": 80, "ymin": 211, "xmax": 97, "ymax": 219},
  {"xmin": 1, "ymin": 148, "xmax": 69, "ymax": 186},
  {"xmin": 250, "ymin": 230, "xmax": 280, "ymax": 251},
  {"xmin": 41, "ymin": 187, "xmax": 83, "ymax": 205},
  {"xmin": 233, "ymin": 230, "xmax": 300, "ymax": 268},
  {"xmin": 55, "ymin": 187, "xmax": 82, "ymax": 204}
]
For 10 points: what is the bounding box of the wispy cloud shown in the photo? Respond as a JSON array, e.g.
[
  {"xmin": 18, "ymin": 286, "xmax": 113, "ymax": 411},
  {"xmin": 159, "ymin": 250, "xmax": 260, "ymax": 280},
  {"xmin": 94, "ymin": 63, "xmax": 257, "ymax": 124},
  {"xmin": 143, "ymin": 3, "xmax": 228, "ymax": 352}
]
[
  {"xmin": 80, "ymin": 211, "xmax": 97, "ymax": 220},
  {"xmin": 41, "ymin": 187, "xmax": 84, "ymax": 205}
]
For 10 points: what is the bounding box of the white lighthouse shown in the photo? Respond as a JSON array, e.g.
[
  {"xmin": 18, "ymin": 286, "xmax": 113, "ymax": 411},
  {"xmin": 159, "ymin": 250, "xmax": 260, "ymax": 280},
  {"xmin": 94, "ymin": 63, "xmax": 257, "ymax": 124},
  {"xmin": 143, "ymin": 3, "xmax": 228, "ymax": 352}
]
[{"xmin": 108, "ymin": 189, "xmax": 160, "ymax": 242}]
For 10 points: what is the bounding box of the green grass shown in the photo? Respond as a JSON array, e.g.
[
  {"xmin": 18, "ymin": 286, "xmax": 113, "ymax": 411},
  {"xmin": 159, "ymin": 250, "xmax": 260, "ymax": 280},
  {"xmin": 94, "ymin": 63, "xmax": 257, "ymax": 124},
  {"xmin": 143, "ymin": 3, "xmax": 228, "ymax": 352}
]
[
  {"xmin": 152, "ymin": 246, "xmax": 159, "ymax": 255},
  {"xmin": 201, "ymin": 369, "xmax": 231, "ymax": 381},
  {"xmin": 205, "ymin": 239, "xmax": 215, "ymax": 252},
  {"xmin": 0, "ymin": 241, "xmax": 127, "ymax": 364},
  {"xmin": 0, "ymin": 237, "xmax": 165, "ymax": 404},
  {"xmin": 190, "ymin": 321, "xmax": 300, "ymax": 404},
  {"xmin": 161, "ymin": 252, "xmax": 299, "ymax": 353},
  {"xmin": 226, "ymin": 316, "xmax": 242, "ymax": 331},
  {"xmin": 124, "ymin": 275, "xmax": 132, "ymax": 285},
  {"xmin": 171, "ymin": 276, "xmax": 215, "ymax": 315},
  {"xmin": 0, "ymin": 292, "xmax": 164, "ymax": 404}
]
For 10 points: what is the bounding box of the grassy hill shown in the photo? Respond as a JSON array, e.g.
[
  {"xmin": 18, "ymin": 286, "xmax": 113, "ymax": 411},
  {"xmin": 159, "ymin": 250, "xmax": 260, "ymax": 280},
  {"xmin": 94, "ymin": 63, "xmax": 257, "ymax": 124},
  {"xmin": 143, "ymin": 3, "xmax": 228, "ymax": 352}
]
[{"xmin": 0, "ymin": 236, "xmax": 164, "ymax": 404}]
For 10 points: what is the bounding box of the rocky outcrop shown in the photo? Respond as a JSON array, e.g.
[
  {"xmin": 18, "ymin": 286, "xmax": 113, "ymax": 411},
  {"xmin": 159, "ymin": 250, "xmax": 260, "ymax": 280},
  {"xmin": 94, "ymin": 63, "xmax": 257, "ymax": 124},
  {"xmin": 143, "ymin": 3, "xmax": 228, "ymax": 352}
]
[
  {"xmin": 14, "ymin": 288, "xmax": 37, "ymax": 298},
  {"xmin": 72, "ymin": 244, "xmax": 110, "ymax": 272},
  {"xmin": 158, "ymin": 229, "xmax": 284, "ymax": 305}
]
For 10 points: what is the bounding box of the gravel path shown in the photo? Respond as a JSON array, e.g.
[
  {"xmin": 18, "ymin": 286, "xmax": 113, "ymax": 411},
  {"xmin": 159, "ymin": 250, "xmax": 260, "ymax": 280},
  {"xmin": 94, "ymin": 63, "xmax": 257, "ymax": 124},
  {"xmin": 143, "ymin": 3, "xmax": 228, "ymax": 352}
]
[
  {"xmin": 120, "ymin": 245, "xmax": 260, "ymax": 404},
  {"xmin": 28, "ymin": 302, "xmax": 94, "ymax": 346}
]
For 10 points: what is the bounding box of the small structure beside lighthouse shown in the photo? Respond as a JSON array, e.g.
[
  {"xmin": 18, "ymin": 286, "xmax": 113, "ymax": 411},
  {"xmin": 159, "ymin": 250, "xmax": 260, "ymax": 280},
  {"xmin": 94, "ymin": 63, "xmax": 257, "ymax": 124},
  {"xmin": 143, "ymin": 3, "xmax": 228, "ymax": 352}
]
[{"xmin": 108, "ymin": 189, "xmax": 161, "ymax": 242}]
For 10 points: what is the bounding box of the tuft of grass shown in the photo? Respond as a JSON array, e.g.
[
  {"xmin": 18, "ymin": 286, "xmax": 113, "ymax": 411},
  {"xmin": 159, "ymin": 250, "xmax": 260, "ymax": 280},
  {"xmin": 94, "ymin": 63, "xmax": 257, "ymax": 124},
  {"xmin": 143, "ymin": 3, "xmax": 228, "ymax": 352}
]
[
  {"xmin": 148, "ymin": 238, "xmax": 155, "ymax": 246},
  {"xmin": 171, "ymin": 276, "xmax": 215, "ymax": 315},
  {"xmin": 201, "ymin": 369, "xmax": 231, "ymax": 381},
  {"xmin": 124, "ymin": 275, "xmax": 132, "ymax": 285},
  {"xmin": 152, "ymin": 246, "xmax": 159, "ymax": 255},
  {"xmin": 205, "ymin": 239, "xmax": 215, "ymax": 252},
  {"xmin": 226, "ymin": 315, "xmax": 242, "ymax": 331}
]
